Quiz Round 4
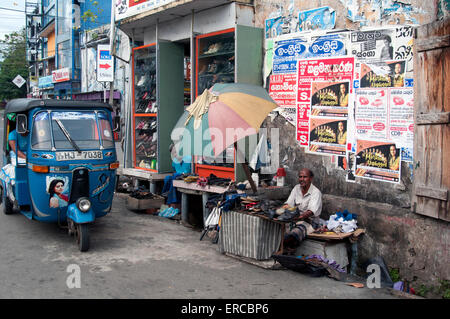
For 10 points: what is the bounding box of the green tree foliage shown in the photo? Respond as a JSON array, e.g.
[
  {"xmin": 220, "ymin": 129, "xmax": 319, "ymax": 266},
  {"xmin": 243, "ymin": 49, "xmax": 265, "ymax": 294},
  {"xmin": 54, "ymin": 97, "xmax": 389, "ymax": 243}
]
[{"xmin": 0, "ymin": 29, "xmax": 28, "ymax": 101}]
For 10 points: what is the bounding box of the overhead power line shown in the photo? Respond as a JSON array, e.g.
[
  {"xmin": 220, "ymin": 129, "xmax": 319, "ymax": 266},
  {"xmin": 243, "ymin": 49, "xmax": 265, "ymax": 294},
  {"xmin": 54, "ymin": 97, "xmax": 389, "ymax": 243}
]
[{"xmin": 0, "ymin": 6, "xmax": 26, "ymax": 13}]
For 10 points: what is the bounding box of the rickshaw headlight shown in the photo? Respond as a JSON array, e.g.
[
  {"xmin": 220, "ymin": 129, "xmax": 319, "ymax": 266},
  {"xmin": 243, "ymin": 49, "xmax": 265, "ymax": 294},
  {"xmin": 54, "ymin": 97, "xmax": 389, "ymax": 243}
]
[{"xmin": 76, "ymin": 198, "xmax": 91, "ymax": 212}]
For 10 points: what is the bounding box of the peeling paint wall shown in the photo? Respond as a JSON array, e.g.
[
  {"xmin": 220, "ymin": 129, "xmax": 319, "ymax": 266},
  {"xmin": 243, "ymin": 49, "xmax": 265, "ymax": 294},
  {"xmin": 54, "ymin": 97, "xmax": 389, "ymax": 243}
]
[
  {"xmin": 437, "ymin": 0, "xmax": 450, "ymax": 19},
  {"xmin": 255, "ymin": 0, "xmax": 436, "ymax": 30},
  {"xmin": 255, "ymin": 0, "xmax": 448, "ymax": 287}
]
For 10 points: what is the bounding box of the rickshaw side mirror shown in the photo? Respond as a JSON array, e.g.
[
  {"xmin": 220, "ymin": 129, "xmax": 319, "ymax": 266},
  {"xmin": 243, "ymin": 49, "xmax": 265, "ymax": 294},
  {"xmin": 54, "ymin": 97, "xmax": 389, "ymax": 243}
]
[
  {"xmin": 16, "ymin": 114, "xmax": 28, "ymax": 135},
  {"xmin": 113, "ymin": 116, "xmax": 120, "ymax": 132}
]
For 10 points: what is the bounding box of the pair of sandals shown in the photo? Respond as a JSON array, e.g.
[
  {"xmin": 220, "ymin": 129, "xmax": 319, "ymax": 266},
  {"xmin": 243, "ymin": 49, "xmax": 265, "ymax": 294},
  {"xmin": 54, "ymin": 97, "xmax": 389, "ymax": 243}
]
[{"xmin": 158, "ymin": 207, "xmax": 180, "ymax": 218}]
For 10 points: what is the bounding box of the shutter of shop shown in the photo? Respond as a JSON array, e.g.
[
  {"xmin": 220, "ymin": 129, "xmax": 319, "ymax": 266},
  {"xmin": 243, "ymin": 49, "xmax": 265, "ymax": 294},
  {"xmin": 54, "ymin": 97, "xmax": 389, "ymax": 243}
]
[{"xmin": 412, "ymin": 18, "xmax": 450, "ymax": 221}]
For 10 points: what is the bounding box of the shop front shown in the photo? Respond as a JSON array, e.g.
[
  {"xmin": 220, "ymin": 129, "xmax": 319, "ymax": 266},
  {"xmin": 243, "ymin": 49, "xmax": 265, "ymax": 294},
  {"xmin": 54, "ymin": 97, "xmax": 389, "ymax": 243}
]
[
  {"xmin": 38, "ymin": 75, "xmax": 55, "ymax": 99},
  {"xmin": 52, "ymin": 68, "xmax": 80, "ymax": 99},
  {"xmin": 115, "ymin": 0, "xmax": 263, "ymax": 197}
]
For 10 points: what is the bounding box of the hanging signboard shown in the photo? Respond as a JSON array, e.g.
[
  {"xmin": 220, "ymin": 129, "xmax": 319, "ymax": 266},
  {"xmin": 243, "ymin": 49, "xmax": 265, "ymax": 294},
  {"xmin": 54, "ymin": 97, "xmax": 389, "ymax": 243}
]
[
  {"xmin": 115, "ymin": 0, "xmax": 176, "ymax": 21},
  {"xmin": 52, "ymin": 68, "xmax": 70, "ymax": 83},
  {"xmin": 97, "ymin": 44, "xmax": 114, "ymax": 82}
]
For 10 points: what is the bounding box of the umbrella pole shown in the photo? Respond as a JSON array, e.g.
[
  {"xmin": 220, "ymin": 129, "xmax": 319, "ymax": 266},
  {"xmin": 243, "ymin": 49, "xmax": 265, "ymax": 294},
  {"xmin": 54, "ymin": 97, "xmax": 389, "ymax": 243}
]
[{"xmin": 234, "ymin": 142, "xmax": 257, "ymax": 194}]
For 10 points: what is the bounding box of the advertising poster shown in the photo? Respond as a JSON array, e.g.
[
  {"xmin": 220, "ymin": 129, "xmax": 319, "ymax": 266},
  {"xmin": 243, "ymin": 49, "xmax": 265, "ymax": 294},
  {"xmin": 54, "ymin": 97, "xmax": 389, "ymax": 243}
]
[
  {"xmin": 263, "ymin": 39, "xmax": 274, "ymax": 89},
  {"xmin": 351, "ymin": 28, "xmax": 395, "ymax": 61},
  {"xmin": 346, "ymin": 151, "xmax": 356, "ymax": 182},
  {"xmin": 269, "ymin": 73, "xmax": 297, "ymax": 108},
  {"xmin": 388, "ymin": 88, "xmax": 414, "ymax": 148},
  {"xmin": 298, "ymin": 6, "xmax": 336, "ymax": 31},
  {"xmin": 278, "ymin": 107, "xmax": 297, "ymax": 127},
  {"xmin": 265, "ymin": 16, "xmax": 284, "ymax": 39},
  {"xmin": 307, "ymin": 33, "xmax": 348, "ymax": 58},
  {"xmin": 355, "ymin": 87, "xmax": 414, "ymax": 148},
  {"xmin": 310, "ymin": 80, "xmax": 350, "ymax": 117},
  {"xmin": 308, "ymin": 118, "xmax": 347, "ymax": 156},
  {"xmin": 391, "ymin": 26, "xmax": 414, "ymax": 80},
  {"xmin": 296, "ymin": 56, "xmax": 355, "ymax": 146},
  {"xmin": 351, "ymin": 26, "xmax": 414, "ymax": 84},
  {"xmin": 273, "ymin": 37, "xmax": 308, "ymax": 74},
  {"xmin": 355, "ymin": 140, "xmax": 401, "ymax": 183},
  {"xmin": 401, "ymin": 147, "xmax": 413, "ymax": 163},
  {"xmin": 355, "ymin": 88, "xmax": 389, "ymax": 140},
  {"xmin": 360, "ymin": 60, "xmax": 406, "ymax": 88}
]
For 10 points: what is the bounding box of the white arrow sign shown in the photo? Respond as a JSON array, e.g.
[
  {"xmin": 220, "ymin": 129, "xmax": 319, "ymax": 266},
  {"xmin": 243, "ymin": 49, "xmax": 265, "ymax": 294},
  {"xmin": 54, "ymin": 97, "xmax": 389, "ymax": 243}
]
[{"xmin": 12, "ymin": 75, "xmax": 26, "ymax": 88}]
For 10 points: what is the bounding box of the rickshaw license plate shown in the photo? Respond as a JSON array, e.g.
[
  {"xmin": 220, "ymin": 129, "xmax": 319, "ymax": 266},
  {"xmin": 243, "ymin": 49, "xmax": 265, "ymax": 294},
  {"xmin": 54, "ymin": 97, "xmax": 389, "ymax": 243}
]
[{"xmin": 56, "ymin": 151, "xmax": 103, "ymax": 161}]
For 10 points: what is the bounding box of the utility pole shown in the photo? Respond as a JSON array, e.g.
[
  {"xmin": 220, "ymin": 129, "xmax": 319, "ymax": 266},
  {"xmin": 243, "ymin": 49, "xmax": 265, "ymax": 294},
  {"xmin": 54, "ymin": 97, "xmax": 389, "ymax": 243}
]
[{"xmin": 108, "ymin": 0, "xmax": 116, "ymax": 106}]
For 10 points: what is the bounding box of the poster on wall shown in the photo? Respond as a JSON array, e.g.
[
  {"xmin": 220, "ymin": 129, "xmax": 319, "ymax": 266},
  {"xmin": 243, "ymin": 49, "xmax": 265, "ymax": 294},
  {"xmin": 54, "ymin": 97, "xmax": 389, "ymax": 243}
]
[
  {"xmin": 298, "ymin": 6, "xmax": 336, "ymax": 31},
  {"xmin": 308, "ymin": 117, "xmax": 347, "ymax": 156},
  {"xmin": 355, "ymin": 140, "xmax": 401, "ymax": 183},
  {"xmin": 310, "ymin": 80, "xmax": 350, "ymax": 117},
  {"xmin": 261, "ymin": 24, "xmax": 415, "ymax": 183},
  {"xmin": 355, "ymin": 88, "xmax": 389, "ymax": 141},
  {"xmin": 278, "ymin": 107, "xmax": 297, "ymax": 126},
  {"xmin": 351, "ymin": 26, "xmax": 414, "ymax": 85},
  {"xmin": 272, "ymin": 37, "xmax": 308, "ymax": 74},
  {"xmin": 355, "ymin": 87, "xmax": 414, "ymax": 148},
  {"xmin": 346, "ymin": 151, "xmax": 356, "ymax": 182},
  {"xmin": 307, "ymin": 33, "xmax": 348, "ymax": 58},
  {"xmin": 350, "ymin": 28, "xmax": 396, "ymax": 61},
  {"xmin": 269, "ymin": 73, "xmax": 297, "ymax": 108},
  {"xmin": 264, "ymin": 39, "xmax": 274, "ymax": 89},
  {"xmin": 296, "ymin": 56, "xmax": 355, "ymax": 146},
  {"xmin": 265, "ymin": 16, "xmax": 284, "ymax": 39},
  {"xmin": 360, "ymin": 60, "xmax": 407, "ymax": 88},
  {"xmin": 388, "ymin": 88, "xmax": 414, "ymax": 148}
]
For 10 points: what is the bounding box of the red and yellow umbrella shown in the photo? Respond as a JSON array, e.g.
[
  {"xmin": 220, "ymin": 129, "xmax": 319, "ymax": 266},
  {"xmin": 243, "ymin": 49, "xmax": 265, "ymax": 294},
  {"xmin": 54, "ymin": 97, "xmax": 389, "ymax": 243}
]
[{"xmin": 171, "ymin": 83, "xmax": 279, "ymax": 158}]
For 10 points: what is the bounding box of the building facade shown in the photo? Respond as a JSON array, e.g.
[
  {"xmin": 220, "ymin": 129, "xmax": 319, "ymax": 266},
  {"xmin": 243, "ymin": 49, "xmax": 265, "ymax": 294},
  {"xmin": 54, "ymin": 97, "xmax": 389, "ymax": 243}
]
[{"xmin": 28, "ymin": 0, "xmax": 113, "ymax": 99}]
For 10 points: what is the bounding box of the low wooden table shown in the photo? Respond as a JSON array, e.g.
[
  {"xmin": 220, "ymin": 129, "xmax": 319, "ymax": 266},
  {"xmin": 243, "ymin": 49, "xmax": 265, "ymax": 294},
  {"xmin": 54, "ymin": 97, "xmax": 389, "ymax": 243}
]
[
  {"xmin": 116, "ymin": 168, "xmax": 171, "ymax": 193},
  {"xmin": 173, "ymin": 179, "xmax": 244, "ymax": 226}
]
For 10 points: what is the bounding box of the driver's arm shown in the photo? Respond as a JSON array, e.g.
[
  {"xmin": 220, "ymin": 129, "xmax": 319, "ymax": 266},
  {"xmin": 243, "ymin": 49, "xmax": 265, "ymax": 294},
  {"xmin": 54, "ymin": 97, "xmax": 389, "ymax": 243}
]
[{"xmin": 10, "ymin": 139, "xmax": 26, "ymax": 159}]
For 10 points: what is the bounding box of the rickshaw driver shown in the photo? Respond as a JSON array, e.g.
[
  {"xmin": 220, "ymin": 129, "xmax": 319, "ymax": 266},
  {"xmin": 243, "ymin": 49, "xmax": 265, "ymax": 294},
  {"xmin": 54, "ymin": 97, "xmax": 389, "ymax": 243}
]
[{"xmin": 6, "ymin": 113, "xmax": 27, "ymax": 164}]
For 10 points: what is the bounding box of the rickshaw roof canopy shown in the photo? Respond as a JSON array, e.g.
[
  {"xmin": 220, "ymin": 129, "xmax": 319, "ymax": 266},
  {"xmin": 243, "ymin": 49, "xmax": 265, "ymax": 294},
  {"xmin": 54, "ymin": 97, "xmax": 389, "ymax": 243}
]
[{"xmin": 5, "ymin": 98, "xmax": 113, "ymax": 114}]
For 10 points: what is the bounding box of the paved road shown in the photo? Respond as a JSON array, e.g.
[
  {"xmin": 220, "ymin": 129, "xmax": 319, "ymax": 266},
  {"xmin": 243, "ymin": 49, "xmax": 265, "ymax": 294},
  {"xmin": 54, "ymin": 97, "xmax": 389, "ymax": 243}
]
[
  {"xmin": 0, "ymin": 108, "xmax": 399, "ymax": 300},
  {"xmin": 0, "ymin": 193, "xmax": 399, "ymax": 299}
]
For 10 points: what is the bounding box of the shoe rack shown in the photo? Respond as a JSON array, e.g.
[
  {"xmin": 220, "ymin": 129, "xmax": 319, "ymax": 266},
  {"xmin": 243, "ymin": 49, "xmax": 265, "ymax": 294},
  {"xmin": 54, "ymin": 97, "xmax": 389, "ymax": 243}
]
[
  {"xmin": 194, "ymin": 26, "xmax": 263, "ymax": 181},
  {"xmin": 132, "ymin": 41, "xmax": 185, "ymax": 173},
  {"xmin": 196, "ymin": 29, "xmax": 235, "ymax": 97}
]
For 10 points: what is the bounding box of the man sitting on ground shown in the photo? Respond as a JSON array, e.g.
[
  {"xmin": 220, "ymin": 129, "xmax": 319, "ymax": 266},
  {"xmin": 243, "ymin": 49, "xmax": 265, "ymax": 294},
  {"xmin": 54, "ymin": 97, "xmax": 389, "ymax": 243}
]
[{"xmin": 282, "ymin": 168, "xmax": 322, "ymax": 254}]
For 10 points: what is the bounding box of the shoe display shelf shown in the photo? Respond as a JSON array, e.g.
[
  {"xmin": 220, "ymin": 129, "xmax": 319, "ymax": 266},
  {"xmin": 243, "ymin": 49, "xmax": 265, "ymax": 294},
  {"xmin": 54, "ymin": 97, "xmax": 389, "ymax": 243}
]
[
  {"xmin": 194, "ymin": 25, "xmax": 263, "ymax": 181},
  {"xmin": 132, "ymin": 41, "xmax": 185, "ymax": 173}
]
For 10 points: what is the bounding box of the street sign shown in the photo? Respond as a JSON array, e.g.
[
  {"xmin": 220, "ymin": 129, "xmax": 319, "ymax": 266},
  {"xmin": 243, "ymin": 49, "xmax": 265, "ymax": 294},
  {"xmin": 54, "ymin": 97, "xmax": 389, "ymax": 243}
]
[
  {"xmin": 12, "ymin": 75, "xmax": 26, "ymax": 88},
  {"xmin": 97, "ymin": 44, "xmax": 114, "ymax": 82}
]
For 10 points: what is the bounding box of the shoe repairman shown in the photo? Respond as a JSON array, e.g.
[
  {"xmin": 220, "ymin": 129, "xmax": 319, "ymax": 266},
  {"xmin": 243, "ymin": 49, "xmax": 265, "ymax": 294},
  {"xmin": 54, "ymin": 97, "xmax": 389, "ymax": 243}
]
[{"xmin": 282, "ymin": 168, "xmax": 322, "ymax": 255}]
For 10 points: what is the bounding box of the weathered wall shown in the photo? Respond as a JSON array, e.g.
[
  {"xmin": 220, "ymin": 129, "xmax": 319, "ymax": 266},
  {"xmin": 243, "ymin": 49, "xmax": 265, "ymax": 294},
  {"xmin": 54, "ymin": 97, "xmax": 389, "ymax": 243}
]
[
  {"xmin": 263, "ymin": 112, "xmax": 448, "ymax": 288},
  {"xmin": 323, "ymin": 194, "xmax": 450, "ymax": 287},
  {"xmin": 256, "ymin": 0, "xmax": 448, "ymax": 287},
  {"xmin": 255, "ymin": 0, "xmax": 436, "ymax": 30}
]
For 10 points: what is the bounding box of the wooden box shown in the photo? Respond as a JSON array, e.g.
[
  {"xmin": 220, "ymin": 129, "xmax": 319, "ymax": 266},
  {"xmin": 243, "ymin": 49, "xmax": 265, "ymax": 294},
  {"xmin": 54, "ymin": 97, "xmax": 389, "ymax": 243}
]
[{"xmin": 126, "ymin": 194, "xmax": 165, "ymax": 211}]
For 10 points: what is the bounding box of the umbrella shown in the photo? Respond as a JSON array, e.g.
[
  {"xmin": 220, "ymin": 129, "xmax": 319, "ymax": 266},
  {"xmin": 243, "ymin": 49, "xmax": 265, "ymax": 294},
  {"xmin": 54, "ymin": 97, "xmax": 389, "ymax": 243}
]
[
  {"xmin": 171, "ymin": 83, "xmax": 279, "ymax": 192},
  {"xmin": 171, "ymin": 83, "xmax": 278, "ymax": 158}
]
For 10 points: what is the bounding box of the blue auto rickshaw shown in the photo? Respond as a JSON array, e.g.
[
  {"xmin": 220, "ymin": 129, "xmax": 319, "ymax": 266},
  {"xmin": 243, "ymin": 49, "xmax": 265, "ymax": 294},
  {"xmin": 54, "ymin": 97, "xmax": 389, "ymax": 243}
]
[{"xmin": 0, "ymin": 99, "xmax": 119, "ymax": 251}]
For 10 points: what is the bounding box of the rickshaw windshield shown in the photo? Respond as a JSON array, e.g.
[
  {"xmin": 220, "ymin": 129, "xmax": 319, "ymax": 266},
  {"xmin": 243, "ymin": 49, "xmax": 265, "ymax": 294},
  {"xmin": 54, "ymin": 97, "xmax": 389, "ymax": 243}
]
[{"xmin": 31, "ymin": 111, "xmax": 114, "ymax": 150}]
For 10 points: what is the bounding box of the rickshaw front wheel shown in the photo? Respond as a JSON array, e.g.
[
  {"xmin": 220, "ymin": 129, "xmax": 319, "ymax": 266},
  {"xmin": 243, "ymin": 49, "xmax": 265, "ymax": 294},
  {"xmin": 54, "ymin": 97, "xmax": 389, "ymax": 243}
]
[
  {"xmin": 2, "ymin": 193, "xmax": 14, "ymax": 215},
  {"xmin": 76, "ymin": 224, "xmax": 90, "ymax": 252}
]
